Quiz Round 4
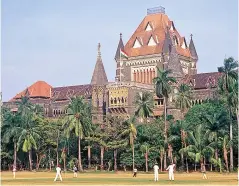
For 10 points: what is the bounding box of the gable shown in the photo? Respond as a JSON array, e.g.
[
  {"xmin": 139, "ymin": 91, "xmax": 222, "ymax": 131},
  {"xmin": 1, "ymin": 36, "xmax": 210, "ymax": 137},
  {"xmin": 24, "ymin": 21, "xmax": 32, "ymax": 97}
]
[
  {"xmin": 145, "ymin": 22, "xmax": 152, "ymax": 31},
  {"xmin": 133, "ymin": 38, "xmax": 141, "ymax": 48},
  {"xmin": 148, "ymin": 36, "xmax": 156, "ymax": 46}
]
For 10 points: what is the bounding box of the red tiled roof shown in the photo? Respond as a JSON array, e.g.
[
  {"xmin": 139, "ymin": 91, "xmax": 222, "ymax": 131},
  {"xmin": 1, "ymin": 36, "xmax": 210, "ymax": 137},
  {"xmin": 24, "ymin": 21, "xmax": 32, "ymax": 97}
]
[
  {"xmin": 11, "ymin": 81, "xmax": 52, "ymax": 101},
  {"xmin": 191, "ymin": 72, "xmax": 222, "ymax": 89},
  {"xmin": 52, "ymin": 84, "xmax": 92, "ymax": 101},
  {"xmin": 124, "ymin": 13, "xmax": 191, "ymax": 58}
]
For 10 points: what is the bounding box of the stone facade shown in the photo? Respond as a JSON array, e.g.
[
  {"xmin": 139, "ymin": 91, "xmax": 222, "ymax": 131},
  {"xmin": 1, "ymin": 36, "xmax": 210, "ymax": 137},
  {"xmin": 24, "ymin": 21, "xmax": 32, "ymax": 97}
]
[{"xmin": 3, "ymin": 7, "xmax": 222, "ymax": 123}]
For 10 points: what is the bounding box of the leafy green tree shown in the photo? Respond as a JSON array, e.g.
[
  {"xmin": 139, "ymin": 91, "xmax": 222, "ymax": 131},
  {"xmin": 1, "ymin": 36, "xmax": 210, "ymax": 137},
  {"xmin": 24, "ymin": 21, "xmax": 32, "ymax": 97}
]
[
  {"xmin": 63, "ymin": 96, "xmax": 92, "ymax": 171},
  {"xmin": 121, "ymin": 118, "xmax": 137, "ymax": 171},
  {"xmin": 134, "ymin": 92, "xmax": 153, "ymax": 122},
  {"xmin": 2, "ymin": 108, "xmax": 22, "ymax": 168},
  {"xmin": 218, "ymin": 57, "xmax": 238, "ymax": 171},
  {"xmin": 153, "ymin": 68, "xmax": 176, "ymax": 169},
  {"xmin": 181, "ymin": 125, "xmax": 214, "ymax": 171}
]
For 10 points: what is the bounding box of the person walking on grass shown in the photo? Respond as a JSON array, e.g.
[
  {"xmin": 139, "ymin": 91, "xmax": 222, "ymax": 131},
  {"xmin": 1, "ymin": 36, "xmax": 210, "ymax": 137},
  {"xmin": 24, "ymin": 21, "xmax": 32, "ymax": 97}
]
[
  {"xmin": 166, "ymin": 162, "xmax": 175, "ymax": 181},
  {"xmin": 201, "ymin": 163, "xmax": 207, "ymax": 179},
  {"xmin": 54, "ymin": 165, "xmax": 62, "ymax": 182},
  {"xmin": 133, "ymin": 167, "xmax": 137, "ymax": 177},
  {"xmin": 73, "ymin": 165, "xmax": 78, "ymax": 178},
  {"xmin": 153, "ymin": 162, "xmax": 159, "ymax": 182},
  {"xmin": 12, "ymin": 165, "xmax": 16, "ymax": 179}
]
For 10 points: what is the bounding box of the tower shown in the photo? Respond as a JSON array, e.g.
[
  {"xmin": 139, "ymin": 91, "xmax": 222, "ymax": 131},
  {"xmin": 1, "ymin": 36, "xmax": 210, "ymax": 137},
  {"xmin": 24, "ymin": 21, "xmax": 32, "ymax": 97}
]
[{"xmin": 91, "ymin": 43, "xmax": 108, "ymax": 124}]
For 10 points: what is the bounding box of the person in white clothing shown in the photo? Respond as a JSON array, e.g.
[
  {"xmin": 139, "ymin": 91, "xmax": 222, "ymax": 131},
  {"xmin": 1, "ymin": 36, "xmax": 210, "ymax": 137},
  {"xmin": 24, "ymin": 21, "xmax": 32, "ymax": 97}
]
[
  {"xmin": 12, "ymin": 166, "xmax": 16, "ymax": 179},
  {"xmin": 153, "ymin": 163, "xmax": 159, "ymax": 181},
  {"xmin": 166, "ymin": 163, "xmax": 175, "ymax": 181},
  {"xmin": 73, "ymin": 165, "xmax": 78, "ymax": 178},
  {"xmin": 54, "ymin": 165, "xmax": 62, "ymax": 182}
]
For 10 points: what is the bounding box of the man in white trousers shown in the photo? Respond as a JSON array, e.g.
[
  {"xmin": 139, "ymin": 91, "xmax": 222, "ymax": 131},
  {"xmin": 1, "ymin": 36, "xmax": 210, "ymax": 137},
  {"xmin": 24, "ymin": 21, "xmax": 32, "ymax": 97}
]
[
  {"xmin": 12, "ymin": 165, "xmax": 16, "ymax": 179},
  {"xmin": 153, "ymin": 162, "xmax": 159, "ymax": 182},
  {"xmin": 54, "ymin": 165, "xmax": 62, "ymax": 182},
  {"xmin": 166, "ymin": 163, "xmax": 175, "ymax": 181}
]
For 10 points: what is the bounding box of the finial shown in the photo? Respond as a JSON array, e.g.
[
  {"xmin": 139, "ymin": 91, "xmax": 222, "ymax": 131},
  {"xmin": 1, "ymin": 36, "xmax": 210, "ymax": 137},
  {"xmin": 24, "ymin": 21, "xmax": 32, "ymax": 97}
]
[
  {"xmin": 120, "ymin": 33, "xmax": 122, "ymax": 39},
  {"xmin": 97, "ymin": 43, "xmax": 101, "ymax": 57},
  {"xmin": 190, "ymin": 34, "xmax": 193, "ymax": 39}
]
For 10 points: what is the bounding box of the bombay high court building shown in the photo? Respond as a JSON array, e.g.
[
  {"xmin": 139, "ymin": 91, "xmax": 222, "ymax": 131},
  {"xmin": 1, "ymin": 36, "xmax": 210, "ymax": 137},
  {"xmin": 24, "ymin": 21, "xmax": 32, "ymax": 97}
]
[{"xmin": 4, "ymin": 7, "xmax": 222, "ymax": 123}]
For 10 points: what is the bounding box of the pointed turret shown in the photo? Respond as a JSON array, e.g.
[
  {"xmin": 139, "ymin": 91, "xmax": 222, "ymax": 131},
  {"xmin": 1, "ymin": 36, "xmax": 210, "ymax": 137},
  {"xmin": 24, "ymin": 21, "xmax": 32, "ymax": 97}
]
[
  {"xmin": 91, "ymin": 43, "xmax": 108, "ymax": 85},
  {"xmin": 167, "ymin": 38, "xmax": 184, "ymax": 78},
  {"xmin": 114, "ymin": 33, "xmax": 124, "ymax": 60},
  {"xmin": 162, "ymin": 27, "xmax": 172, "ymax": 54},
  {"xmin": 189, "ymin": 34, "xmax": 198, "ymax": 60}
]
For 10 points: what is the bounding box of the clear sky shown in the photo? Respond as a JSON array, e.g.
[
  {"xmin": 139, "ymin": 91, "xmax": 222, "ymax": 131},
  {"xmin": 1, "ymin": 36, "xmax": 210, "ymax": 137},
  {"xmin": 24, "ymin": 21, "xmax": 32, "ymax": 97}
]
[{"xmin": 2, "ymin": 0, "xmax": 238, "ymax": 101}]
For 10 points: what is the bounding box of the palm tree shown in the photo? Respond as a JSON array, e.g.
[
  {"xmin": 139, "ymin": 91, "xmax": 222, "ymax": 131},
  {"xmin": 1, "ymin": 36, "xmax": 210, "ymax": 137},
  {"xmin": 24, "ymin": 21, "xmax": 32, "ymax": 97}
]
[
  {"xmin": 218, "ymin": 57, "xmax": 238, "ymax": 171},
  {"xmin": 218, "ymin": 135, "xmax": 232, "ymax": 172},
  {"xmin": 182, "ymin": 125, "xmax": 214, "ymax": 171},
  {"xmin": 228, "ymin": 80, "xmax": 238, "ymax": 129},
  {"xmin": 153, "ymin": 67, "xmax": 176, "ymax": 169},
  {"xmin": 134, "ymin": 92, "xmax": 153, "ymax": 122},
  {"xmin": 174, "ymin": 84, "xmax": 192, "ymax": 169},
  {"xmin": 17, "ymin": 112, "xmax": 40, "ymax": 171},
  {"xmin": 2, "ymin": 109, "xmax": 22, "ymax": 169},
  {"xmin": 63, "ymin": 96, "xmax": 92, "ymax": 172},
  {"xmin": 140, "ymin": 143, "xmax": 155, "ymax": 172},
  {"xmin": 203, "ymin": 111, "xmax": 228, "ymax": 162},
  {"xmin": 121, "ymin": 118, "xmax": 137, "ymax": 171}
]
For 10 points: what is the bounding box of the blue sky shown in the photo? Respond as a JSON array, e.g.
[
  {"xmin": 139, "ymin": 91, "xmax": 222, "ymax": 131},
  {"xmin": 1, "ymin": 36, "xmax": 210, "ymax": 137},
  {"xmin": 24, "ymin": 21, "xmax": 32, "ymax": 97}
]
[{"xmin": 2, "ymin": 0, "xmax": 238, "ymax": 101}]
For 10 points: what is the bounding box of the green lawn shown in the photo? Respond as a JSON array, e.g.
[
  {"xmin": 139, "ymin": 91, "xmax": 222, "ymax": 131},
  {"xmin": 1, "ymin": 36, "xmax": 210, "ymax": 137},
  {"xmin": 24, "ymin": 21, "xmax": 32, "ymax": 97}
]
[{"xmin": 1, "ymin": 171, "xmax": 238, "ymax": 185}]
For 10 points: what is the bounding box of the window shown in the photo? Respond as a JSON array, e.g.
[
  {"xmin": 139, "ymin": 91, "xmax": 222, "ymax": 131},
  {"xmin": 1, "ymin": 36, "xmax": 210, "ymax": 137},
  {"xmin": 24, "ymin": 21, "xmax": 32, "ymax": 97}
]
[
  {"xmin": 148, "ymin": 36, "xmax": 156, "ymax": 46},
  {"xmin": 133, "ymin": 38, "xmax": 141, "ymax": 48},
  {"xmin": 145, "ymin": 22, "xmax": 152, "ymax": 31}
]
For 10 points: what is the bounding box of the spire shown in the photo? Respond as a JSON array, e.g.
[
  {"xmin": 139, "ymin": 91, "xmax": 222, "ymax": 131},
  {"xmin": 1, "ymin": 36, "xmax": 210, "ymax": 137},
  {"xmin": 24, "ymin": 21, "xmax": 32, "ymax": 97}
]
[
  {"xmin": 114, "ymin": 33, "xmax": 124, "ymax": 60},
  {"xmin": 189, "ymin": 34, "xmax": 198, "ymax": 60},
  {"xmin": 91, "ymin": 43, "xmax": 108, "ymax": 85},
  {"xmin": 167, "ymin": 37, "xmax": 184, "ymax": 78},
  {"xmin": 162, "ymin": 27, "xmax": 172, "ymax": 54}
]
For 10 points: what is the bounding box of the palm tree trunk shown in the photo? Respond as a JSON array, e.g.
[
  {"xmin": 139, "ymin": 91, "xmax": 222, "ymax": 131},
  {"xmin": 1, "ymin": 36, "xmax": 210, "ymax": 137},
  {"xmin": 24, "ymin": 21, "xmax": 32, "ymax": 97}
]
[
  {"xmin": 164, "ymin": 152, "xmax": 167, "ymax": 170},
  {"xmin": 29, "ymin": 149, "xmax": 32, "ymax": 171},
  {"xmin": 13, "ymin": 142, "xmax": 17, "ymax": 168},
  {"xmin": 145, "ymin": 153, "xmax": 148, "ymax": 172},
  {"xmin": 186, "ymin": 157, "xmax": 189, "ymax": 173},
  {"xmin": 132, "ymin": 143, "xmax": 135, "ymax": 171},
  {"xmin": 78, "ymin": 136, "xmax": 83, "ymax": 171},
  {"xmin": 63, "ymin": 156, "xmax": 66, "ymax": 171},
  {"xmin": 229, "ymin": 108, "xmax": 233, "ymax": 172},
  {"xmin": 224, "ymin": 147, "xmax": 229, "ymax": 172},
  {"xmin": 88, "ymin": 146, "xmax": 91, "ymax": 168},
  {"xmin": 114, "ymin": 149, "xmax": 117, "ymax": 172},
  {"xmin": 56, "ymin": 130, "xmax": 59, "ymax": 166},
  {"xmin": 100, "ymin": 146, "xmax": 104, "ymax": 171},
  {"xmin": 160, "ymin": 155, "xmax": 163, "ymax": 172},
  {"xmin": 194, "ymin": 162, "xmax": 196, "ymax": 172}
]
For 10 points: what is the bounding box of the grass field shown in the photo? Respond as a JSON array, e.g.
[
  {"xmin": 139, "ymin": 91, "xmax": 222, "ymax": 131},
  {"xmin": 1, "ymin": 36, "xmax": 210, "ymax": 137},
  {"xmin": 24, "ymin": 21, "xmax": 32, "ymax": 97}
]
[{"xmin": 1, "ymin": 171, "xmax": 238, "ymax": 185}]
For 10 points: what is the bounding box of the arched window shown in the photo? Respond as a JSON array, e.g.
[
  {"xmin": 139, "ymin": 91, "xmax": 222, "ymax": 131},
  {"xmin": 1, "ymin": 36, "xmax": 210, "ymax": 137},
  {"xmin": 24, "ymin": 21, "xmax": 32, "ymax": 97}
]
[
  {"xmin": 118, "ymin": 97, "xmax": 121, "ymax": 104},
  {"xmin": 121, "ymin": 97, "xmax": 124, "ymax": 103},
  {"xmin": 111, "ymin": 98, "xmax": 113, "ymax": 104},
  {"xmin": 114, "ymin": 98, "xmax": 117, "ymax": 104}
]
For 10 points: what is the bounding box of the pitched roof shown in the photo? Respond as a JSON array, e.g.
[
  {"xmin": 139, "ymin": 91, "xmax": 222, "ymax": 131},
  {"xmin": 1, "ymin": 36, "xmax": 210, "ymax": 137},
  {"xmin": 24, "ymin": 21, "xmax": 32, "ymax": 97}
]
[
  {"xmin": 124, "ymin": 13, "xmax": 192, "ymax": 58},
  {"xmin": 114, "ymin": 33, "xmax": 124, "ymax": 60},
  {"xmin": 52, "ymin": 84, "xmax": 92, "ymax": 101},
  {"xmin": 91, "ymin": 43, "xmax": 108, "ymax": 85},
  {"xmin": 189, "ymin": 34, "xmax": 198, "ymax": 60},
  {"xmin": 11, "ymin": 81, "xmax": 52, "ymax": 101},
  {"xmin": 188, "ymin": 72, "xmax": 222, "ymax": 89}
]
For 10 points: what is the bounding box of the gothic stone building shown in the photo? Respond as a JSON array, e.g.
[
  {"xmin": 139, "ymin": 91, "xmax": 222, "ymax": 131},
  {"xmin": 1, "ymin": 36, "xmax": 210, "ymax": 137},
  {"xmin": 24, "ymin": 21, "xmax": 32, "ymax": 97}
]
[{"xmin": 4, "ymin": 7, "xmax": 222, "ymax": 123}]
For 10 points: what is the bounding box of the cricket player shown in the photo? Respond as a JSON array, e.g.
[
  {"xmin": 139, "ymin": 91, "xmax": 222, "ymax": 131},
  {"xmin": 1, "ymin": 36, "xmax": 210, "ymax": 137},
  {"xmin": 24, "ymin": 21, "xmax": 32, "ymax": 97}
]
[
  {"xmin": 73, "ymin": 165, "xmax": 78, "ymax": 178},
  {"xmin": 12, "ymin": 165, "xmax": 16, "ymax": 179},
  {"xmin": 166, "ymin": 163, "xmax": 175, "ymax": 181},
  {"xmin": 153, "ymin": 163, "xmax": 159, "ymax": 181},
  {"xmin": 54, "ymin": 165, "xmax": 62, "ymax": 182},
  {"xmin": 133, "ymin": 167, "xmax": 137, "ymax": 177},
  {"xmin": 201, "ymin": 163, "xmax": 207, "ymax": 179}
]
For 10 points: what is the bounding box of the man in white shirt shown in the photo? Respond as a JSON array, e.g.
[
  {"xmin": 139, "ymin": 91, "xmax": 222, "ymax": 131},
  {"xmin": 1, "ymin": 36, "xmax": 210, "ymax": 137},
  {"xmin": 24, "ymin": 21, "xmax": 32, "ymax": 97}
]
[
  {"xmin": 12, "ymin": 166, "xmax": 16, "ymax": 179},
  {"xmin": 133, "ymin": 167, "xmax": 137, "ymax": 177},
  {"xmin": 166, "ymin": 163, "xmax": 175, "ymax": 181},
  {"xmin": 153, "ymin": 163, "xmax": 159, "ymax": 181},
  {"xmin": 54, "ymin": 165, "xmax": 62, "ymax": 182}
]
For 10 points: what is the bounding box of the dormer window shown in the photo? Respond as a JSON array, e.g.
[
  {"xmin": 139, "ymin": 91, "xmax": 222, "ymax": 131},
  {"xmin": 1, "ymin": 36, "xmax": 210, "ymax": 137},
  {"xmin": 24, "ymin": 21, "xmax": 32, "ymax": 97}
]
[
  {"xmin": 145, "ymin": 22, "xmax": 152, "ymax": 31},
  {"xmin": 181, "ymin": 38, "xmax": 187, "ymax": 49},
  {"xmin": 147, "ymin": 35, "xmax": 156, "ymax": 46},
  {"xmin": 173, "ymin": 35, "xmax": 178, "ymax": 45},
  {"xmin": 133, "ymin": 38, "xmax": 142, "ymax": 48}
]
